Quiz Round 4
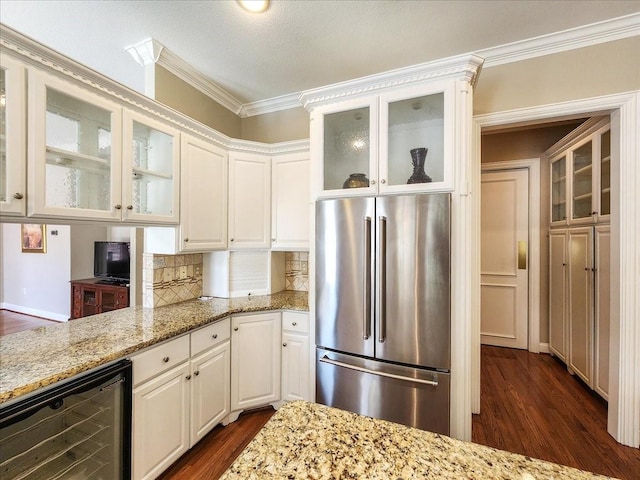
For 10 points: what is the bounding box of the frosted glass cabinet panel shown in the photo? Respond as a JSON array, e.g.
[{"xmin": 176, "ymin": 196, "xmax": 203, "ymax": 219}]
[
  {"xmin": 384, "ymin": 92, "xmax": 445, "ymax": 187},
  {"xmin": 122, "ymin": 111, "xmax": 180, "ymax": 223},
  {"xmin": 0, "ymin": 53, "xmax": 26, "ymax": 217},
  {"xmin": 599, "ymin": 129, "xmax": 610, "ymax": 218},
  {"xmin": 321, "ymin": 99, "xmax": 377, "ymax": 195},
  {"xmin": 28, "ymin": 69, "xmax": 123, "ymax": 221}
]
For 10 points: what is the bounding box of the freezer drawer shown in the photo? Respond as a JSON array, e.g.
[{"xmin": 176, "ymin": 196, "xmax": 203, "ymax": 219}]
[{"xmin": 316, "ymin": 349, "xmax": 449, "ymax": 435}]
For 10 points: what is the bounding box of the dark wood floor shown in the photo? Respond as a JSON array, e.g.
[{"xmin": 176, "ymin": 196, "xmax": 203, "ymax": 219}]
[
  {"xmin": 473, "ymin": 345, "xmax": 640, "ymax": 479},
  {"xmin": 0, "ymin": 309, "xmax": 59, "ymax": 335},
  {"xmin": 160, "ymin": 346, "xmax": 639, "ymax": 480}
]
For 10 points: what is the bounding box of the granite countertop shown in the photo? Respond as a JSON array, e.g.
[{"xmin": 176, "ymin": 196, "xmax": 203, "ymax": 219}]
[
  {"xmin": 0, "ymin": 290, "xmax": 308, "ymax": 405},
  {"xmin": 221, "ymin": 401, "xmax": 612, "ymax": 480}
]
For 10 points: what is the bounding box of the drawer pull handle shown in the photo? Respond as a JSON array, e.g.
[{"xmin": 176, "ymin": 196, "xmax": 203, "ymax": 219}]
[
  {"xmin": 162, "ymin": 356, "xmax": 170, "ymax": 363},
  {"xmin": 212, "ymin": 334, "xmax": 218, "ymax": 339},
  {"xmin": 13, "ymin": 192, "xmax": 24, "ymax": 200},
  {"xmin": 292, "ymin": 322, "xmax": 297, "ymax": 326},
  {"xmin": 194, "ymin": 371, "xmax": 200, "ymax": 376},
  {"xmin": 186, "ymin": 374, "xmax": 192, "ymax": 380}
]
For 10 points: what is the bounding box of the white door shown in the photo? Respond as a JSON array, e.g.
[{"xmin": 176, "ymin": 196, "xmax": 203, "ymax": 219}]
[{"xmin": 480, "ymin": 168, "xmax": 529, "ymax": 349}]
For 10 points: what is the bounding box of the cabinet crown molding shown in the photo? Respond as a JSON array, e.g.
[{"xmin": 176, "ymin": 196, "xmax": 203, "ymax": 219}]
[
  {"xmin": 299, "ymin": 54, "xmax": 484, "ymax": 111},
  {"xmin": 544, "ymin": 115, "xmax": 610, "ymax": 159}
]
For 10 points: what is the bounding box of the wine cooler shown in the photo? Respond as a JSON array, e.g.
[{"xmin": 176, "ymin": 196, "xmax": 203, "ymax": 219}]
[{"xmin": 0, "ymin": 360, "xmax": 132, "ymax": 479}]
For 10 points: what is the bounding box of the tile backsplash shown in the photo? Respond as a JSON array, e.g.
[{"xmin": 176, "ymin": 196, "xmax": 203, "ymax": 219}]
[
  {"xmin": 143, "ymin": 250, "xmax": 307, "ymax": 307},
  {"xmin": 143, "ymin": 253, "xmax": 203, "ymax": 307},
  {"xmin": 285, "ymin": 251, "xmax": 309, "ymax": 292}
]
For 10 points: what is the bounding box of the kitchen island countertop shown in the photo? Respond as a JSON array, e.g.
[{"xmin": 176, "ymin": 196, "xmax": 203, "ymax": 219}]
[
  {"xmin": 221, "ymin": 401, "xmax": 613, "ymax": 480},
  {"xmin": 0, "ymin": 291, "xmax": 308, "ymax": 405}
]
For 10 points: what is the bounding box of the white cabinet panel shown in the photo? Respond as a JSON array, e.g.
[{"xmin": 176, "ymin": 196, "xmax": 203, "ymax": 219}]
[
  {"xmin": 271, "ymin": 152, "xmax": 310, "ymax": 250},
  {"xmin": 549, "ymin": 230, "xmax": 568, "ymax": 362},
  {"xmin": 594, "ymin": 225, "xmax": 610, "ymax": 400},
  {"xmin": 228, "ymin": 152, "xmax": 271, "ymax": 249},
  {"xmin": 231, "ymin": 312, "xmax": 281, "ymax": 411},
  {"xmin": 281, "ymin": 331, "xmax": 310, "ymax": 402}
]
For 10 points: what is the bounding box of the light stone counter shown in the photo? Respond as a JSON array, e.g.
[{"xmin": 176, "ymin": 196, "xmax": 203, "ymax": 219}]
[
  {"xmin": 221, "ymin": 401, "xmax": 613, "ymax": 480},
  {"xmin": 0, "ymin": 291, "xmax": 307, "ymax": 405}
]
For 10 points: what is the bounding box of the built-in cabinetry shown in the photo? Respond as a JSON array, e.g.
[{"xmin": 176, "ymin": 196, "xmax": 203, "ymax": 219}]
[
  {"xmin": 281, "ymin": 311, "xmax": 311, "ymax": 402},
  {"xmin": 228, "ymin": 152, "xmax": 271, "ymax": 249},
  {"xmin": 0, "ymin": 53, "xmax": 26, "ymax": 217},
  {"xmin": 309, "ymin": 80, "xmax": 458, "ymax": 198},
  {"xmin": 549, "ymin": 117, "xmax": 610, "ymax": 226},
  {"xmin": 230, "ymin": 312, "xmax": 281, "ymax": 416},
  {"xmin": 27, "ymin": 68, "xmax": 180, "ymax": 223},
  {"xmin": 271, "ymin": 152, "xmax": 310, "ymax": 250},
  {"xmin": 70, "ymin": 278, "xmax": 129, "ymax": 319},
  {"xmin": 547, "ymin": 118, "xmax": 611, "ymax": 400},
  {"xmin": 131, "ymin": 318, "xmax": 231, "ymax": 480}
]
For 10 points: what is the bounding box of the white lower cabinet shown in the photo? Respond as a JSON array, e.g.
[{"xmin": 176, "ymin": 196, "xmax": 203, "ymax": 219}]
[
  {"xmin": 281, "ymin": 311, "xmax": 311, "ymax": 402},
  {"xmin": 230, "ymin": 312, "xmax": 281, "ymax": 416},
  {"xmin": 132, "ymin": 319, "xmax": 231, "ymax": 480}
]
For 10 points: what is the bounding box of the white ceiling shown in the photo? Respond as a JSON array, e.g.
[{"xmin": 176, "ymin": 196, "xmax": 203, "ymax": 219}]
[{"xmin": 1, "ymin": 0, "xmax": 638, "ymax": 109}]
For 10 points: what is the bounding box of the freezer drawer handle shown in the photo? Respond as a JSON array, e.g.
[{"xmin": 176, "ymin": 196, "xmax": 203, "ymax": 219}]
[
  {"xmin": 319, "ymin": 355, "xmax": 438, "ymax": 387},
  {"xmin": 363, "ymin": 216, "xmax": 372, "ymax": 340}
]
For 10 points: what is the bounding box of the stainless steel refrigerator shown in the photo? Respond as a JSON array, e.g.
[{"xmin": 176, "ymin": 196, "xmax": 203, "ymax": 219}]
[{"xmin": 315, "ymin": 193, "xmax": 451, "ymax": 434}]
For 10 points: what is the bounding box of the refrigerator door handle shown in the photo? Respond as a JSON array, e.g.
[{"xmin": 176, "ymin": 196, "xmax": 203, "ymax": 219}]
[
  {"xmin": 378, "ymin": 215, "xmax": 387, "ymax": 343},
  {"xmin": 319, "ymin": 355, "xmax": 439, "ymax": 387},
  {"xmin": 363, "ymin": 216, "xmax": 372, "ymax": 340}
]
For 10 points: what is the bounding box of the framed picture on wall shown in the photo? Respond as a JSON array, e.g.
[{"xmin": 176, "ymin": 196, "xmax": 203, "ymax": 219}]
[{"xmin": 21, "ymin": 224, "xmax": 46, "ymax": 253}]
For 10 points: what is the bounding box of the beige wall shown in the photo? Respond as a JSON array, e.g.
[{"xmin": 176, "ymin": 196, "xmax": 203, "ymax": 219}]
[
  {"xmin": 154, "ymin": 66, "xmax": 241, "ymax": 138},
  {"xmin": 240, "ymin": 107, "xmax": 309, "ymax": 143},
  {"xmin": 475, "ymin": 36, "xmax": 640, "ymax": 115},
  {"xmin": 481, "ymin": 122, "xmax": 587, "ymax": 343}
]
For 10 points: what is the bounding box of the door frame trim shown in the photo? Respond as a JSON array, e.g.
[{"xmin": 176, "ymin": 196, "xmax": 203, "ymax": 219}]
[
  {"xmin": 471, "ymin": 91, "xmax": 640, "ymax": 448},
  {"xmin": 480, "ymin": 160, "xmax": 541, "ymax": 354}
]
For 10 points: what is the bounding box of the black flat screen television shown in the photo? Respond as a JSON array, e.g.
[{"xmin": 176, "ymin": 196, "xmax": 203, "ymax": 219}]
[{"xmin": 94, "ymin": 241, "xmax": 130, "ymax": 281}]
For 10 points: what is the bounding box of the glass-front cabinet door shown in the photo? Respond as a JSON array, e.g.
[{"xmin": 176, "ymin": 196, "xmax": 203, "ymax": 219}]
[
  {"xmin": 379, "ymin": 82, "xmax": 452, "ymax": 193},
  {"xmin": 314, "ymin": 97, "xmax": 378, "ymax": 197},
  {"xmin": 598, "ymin": 128, "xmax": 611, "ymax": 220},
  {"xmin": 571, "ymin": 139, "xmax": 594, "ymax": 222},
  {"xmin": 0, "ymin": 53, "xmax": 26, "ymax": 217},
  {"xmin": 550, "ymin": 155, "xmax": 567, "ymax": 224},
  {"xmin": 122, "ymin": 110, "xmax": 179, "ymax": 223},
  {"xmin": 28, "ymin": 69, "xmax": 122, "ymax": 220}
]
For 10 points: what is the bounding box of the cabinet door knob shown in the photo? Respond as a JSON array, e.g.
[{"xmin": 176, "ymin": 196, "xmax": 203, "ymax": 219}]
[
  {"xmin": 13, "ymin": 193, "xmax": 24, "ymax": 200},
  {"xmin": 381, "ymin": 179, "xmax": 386, "ymax": 184},
  {"xmin": 591, "ymin": 211, "xmax": 598, "ymax": 215},
  {"xmin": 283, "ymin": 343, "xmax": 287, "ymax": 347},
  {"xmin": 272, "ymin": 238, "xmax": 276, "ymax": 242},
  {"xmin": 186, "ymin": 374, "xmax": 192, "ymax": 380},
  {"xmin": 292, "ymin": 322, "xmax": 297, "ymax": 326},
  {"xmin": 114, "ymin": 204, "xmax": 122, "ymax": 210},
  {"xmin": 212, "ymin": 333, "xmax": 218, "ymax": 339},
  {"xmin": 230, "ymin": 238, "xmax": 235, "ymax": 242},
  {"xmin": 184, "ymin": 238, "xmax": 189, "ymax": 242},
  {"xmin": 584, "ymin": 267, "xmax": 590, "ymax": 271},
  {"xmin": 370, "ymin": 180, "xmax": 376, "ymax": 185},
  {"xmin": 126, "ymin": 205, "xmax": 133, "ymax": 210},
  {"xmin": 194, "ymin": 371, "xmax": 200, "ymax": 376},
  {"xmin": 162, "ymin": 356, "xmax": 170, "ymax": 363},
  {"xmin": 234, "ymin": 327, "xmax": 239, "ymax": 331}
]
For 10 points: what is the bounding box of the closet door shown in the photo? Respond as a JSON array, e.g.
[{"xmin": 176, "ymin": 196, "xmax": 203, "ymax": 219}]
[
  {"xmin": 567, "ymin": 227, "xmax": 594, "ymax": 386},
  {"xmin": 548, "ymin": 230, "xmax": 568, "ymax": 361}
]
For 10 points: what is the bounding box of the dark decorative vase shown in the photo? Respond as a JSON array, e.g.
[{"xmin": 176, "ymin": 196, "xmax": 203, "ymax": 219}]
[
  {"xmin": 343, "ymin": 173, "xmax": 369, "ymax": 189},
  {"xmin": 407, "ymin": 148, "xmax": 432, "ymax": 184}
]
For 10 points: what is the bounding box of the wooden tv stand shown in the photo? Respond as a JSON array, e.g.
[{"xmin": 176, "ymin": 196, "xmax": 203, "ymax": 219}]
[{"xmin": 70, "ymin": 278, "xmax": 129, "ymax": 319}]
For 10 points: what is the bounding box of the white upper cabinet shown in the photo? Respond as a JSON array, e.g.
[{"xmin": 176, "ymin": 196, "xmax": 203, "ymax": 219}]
[
  {"xmin": 547, "ymin": 116, "xmax": 610, "ymax": 226},
  {"xmin": 0, "ymin": 53, "xmax": 26, "ymax": 217},
  {"xmin": 122, "ymin": 110, "xmax": 180, "ymax": 224},
  {"xmin": 271, "ymin": 152, "xmax": 310, "ymax": 250},
  {"xmin": 228, "ymin": 152, "xmax": 271, "ymax": 249},
  {"xmin": 310, "ymin": 80, "xmax": 455, "ymax": 198},
  {"xmin": 27, "ymin": 67, "xmax": 180, "ymax": 224}
]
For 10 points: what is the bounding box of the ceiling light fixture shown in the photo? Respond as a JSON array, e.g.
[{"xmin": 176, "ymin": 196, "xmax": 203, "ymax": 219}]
[{"xmin": 237, "ymin": 0, "xmax": 269, "ymax": 13}]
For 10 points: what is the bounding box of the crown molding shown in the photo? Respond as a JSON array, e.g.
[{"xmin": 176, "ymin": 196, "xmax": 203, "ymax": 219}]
[
  {"xmin": 299, "ymin": 54, "xmax": 484, "ymax": 110},
  {"xmin": 478, "ymin": 12, "xmax": 640, "ymax": 68},
  {"xmin": 238, "ymin": 92, "xmax": 302, "ymax": 118},
  {"xmin": 0, "ymin": 24, "xmax": 308, "ymax": 156},
  {"xmin": 125, "ymin": 38, "xmax": 163, "ymax": 66}
]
